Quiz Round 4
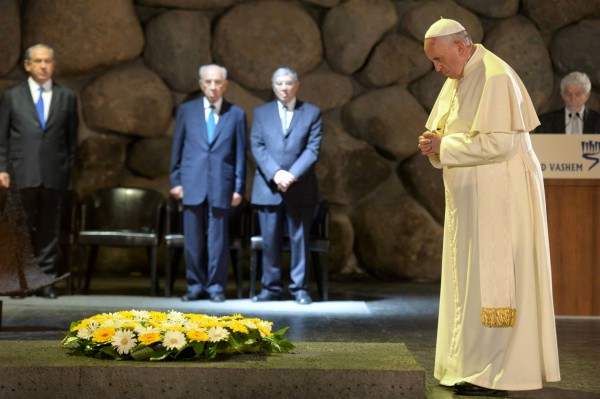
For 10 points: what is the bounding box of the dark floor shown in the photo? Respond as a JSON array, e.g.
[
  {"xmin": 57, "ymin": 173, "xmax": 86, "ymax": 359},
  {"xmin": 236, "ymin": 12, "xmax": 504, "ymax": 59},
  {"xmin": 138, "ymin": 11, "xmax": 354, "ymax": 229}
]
[{"xmin": 1, "ymin": 274, "xmax": 599, "ymax": 399}]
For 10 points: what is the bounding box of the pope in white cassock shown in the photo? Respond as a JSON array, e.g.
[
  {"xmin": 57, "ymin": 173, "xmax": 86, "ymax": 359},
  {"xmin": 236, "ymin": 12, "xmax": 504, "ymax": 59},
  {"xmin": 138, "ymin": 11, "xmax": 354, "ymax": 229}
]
[{"xmin": 418, "ymin": 18, "xmax": 561, "ymax": 396}]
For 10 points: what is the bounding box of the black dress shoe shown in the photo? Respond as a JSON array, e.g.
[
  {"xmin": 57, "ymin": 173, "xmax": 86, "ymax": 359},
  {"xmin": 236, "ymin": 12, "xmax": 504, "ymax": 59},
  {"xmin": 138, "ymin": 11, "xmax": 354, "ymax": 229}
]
[
  {"xmin": 252, "ymin": 291, "xmax": 282, "ymax": 302},
  {"xmin": 294, "ymin": 291, "xmax": 312, "ymax": 305},
  {"xmin": 40, "ymin": 286, "xmax": 58, "ymax": 299},
  {"xmin": 209, "ymin": 292, "xmax": 225, "ymax": 303},
  {"xmin": 453, "ymin": 382, "xmax": 507, "ymax": 397},
  {"xmin": 181, "ymin": 291, "xmax": 202, "ymax": 302}
]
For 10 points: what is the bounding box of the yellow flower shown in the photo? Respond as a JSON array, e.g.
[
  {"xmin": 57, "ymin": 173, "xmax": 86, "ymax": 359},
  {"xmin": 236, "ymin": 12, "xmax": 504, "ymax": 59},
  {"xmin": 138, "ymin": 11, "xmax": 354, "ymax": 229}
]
[
  {"xmin": 227, "ymin": 321, "xmax": 249, "ymax": 334},
  {"xmin": 71, "ymin": 319, "xmax": 89, "ymax": 331},
  {"xmin": 138, "ymin": 332, "xmax": 161, "ymax": 345},
  {"xmin": 186, "ymin": 329, "xmax": 209, "ymax": 342},
  {"xmin": 148, "ymin": 311, "xmax": 168, "ymax": 321},
  {"xmin": 92, "ymin": 326, "xmax": 116, "ymax": 343}
]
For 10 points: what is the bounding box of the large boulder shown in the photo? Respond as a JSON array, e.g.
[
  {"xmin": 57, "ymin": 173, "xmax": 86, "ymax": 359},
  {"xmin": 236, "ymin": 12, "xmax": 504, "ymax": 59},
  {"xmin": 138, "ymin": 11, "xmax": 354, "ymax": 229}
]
[
  {"xmin": 73, "ymin": 134, "xmax": 130, "ymax": 198},
  {"xmin": 522, "ymin": 0, "xmax": 600, "ymax": 31},
  {"xmin": 0, "ymin": 0, "xmax": 20, "ymax": 77},
  {"xmin": 342, "ymin": 85, "xmax": 429, "ymax": 160},
  {"xmin": 351, "ymin": 177, "xmax": 442, "ymax": 282},
  {"xmin": 322, "ymin": 0, "xmax": 398, "ymax": 74},
  {"xmin": 402, "ymin": 0, "xmax": 483, "ymax": 43},
  {"xmin": 21, "ymin": 0, "xmax": 143, "ymax": 77},
  {"xmin": 398, "ymin": 153, "xmax": 445, "ymax": 224},
  {"xmin": 213, "ymin": 1, "xmax": 322, "ymax": 90},
  {"xmin": 223, "ymin": 81, "xmax": 265, "ymax": 127},
  {"xmin": 298, "ymin": 70, "xmax": 354, "ymax": 112},
  {"xmin": 410, "ymin": 70, "xmax": 447, "ymax": 112},
  {"xmin": 484, "ymin": 16, "xmax": 554, "ymax": 110},
  {"xmin": 327, "ymin": 208, "xmax": 355, "ymax": 275},
  {"xmin": 549, "ymin": 20, "xmax": 600, "ymax": 88},
  {"xmin": 317, "ymin": 111, "xmax": 393, "ymax": 206},
  {"xmin": 143, "ymin": 10, "xmax": 211, "ymax": 93},
  {"xmin": 81, "ymin": 61, "xmax": 173, "ymax": 138},
  {"xmin": 358, "ymin": 34, "xmax": 431, "ymax": 88},
  {"xmin": 127, "ymin": 137, "xmax": 173, "ymax": 179},
  {"xmin": 136, "ymin": 0, "xmax": 236, "ymax": 8},
  {"xmin": 455, "ymin": 0, "xmax": 519, "ymax": 19}
]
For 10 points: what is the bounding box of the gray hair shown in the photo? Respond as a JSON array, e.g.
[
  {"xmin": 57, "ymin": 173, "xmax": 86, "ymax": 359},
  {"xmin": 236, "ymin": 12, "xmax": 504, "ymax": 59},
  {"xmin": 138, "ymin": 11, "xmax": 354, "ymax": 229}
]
[
  {"xmin": 272, "ymin": 67, "xmax": 298, "ymax": 83},
  {"xmin": 198, "ymin": 64, "xmax": 228, "ymax": 80},
  {"xmin": 560, "ymin": 71, "xmax": 591, "ymax": 94},
  {"xmin": 24, "ymin": 44, "xmax": 55, "ymax": 61}
]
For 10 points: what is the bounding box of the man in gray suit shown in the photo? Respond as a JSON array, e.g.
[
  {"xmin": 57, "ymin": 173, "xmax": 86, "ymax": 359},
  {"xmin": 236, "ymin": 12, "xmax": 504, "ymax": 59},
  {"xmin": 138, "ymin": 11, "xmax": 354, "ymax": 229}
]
[
  {"xmin": 250, "ymin": 67, "xmax": 322, "ymax": 305},
  {"xmin": 0, "ymin": 44, "xmax": 78, "ymax": 298}
]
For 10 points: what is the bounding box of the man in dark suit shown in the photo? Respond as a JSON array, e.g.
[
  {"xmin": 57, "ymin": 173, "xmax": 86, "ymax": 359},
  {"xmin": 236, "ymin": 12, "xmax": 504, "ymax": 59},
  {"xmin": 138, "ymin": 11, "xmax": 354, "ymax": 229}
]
[
  {"xmin": 535, "ymin": 71, "xmax": 600, "ymax": 134},
  {"xmin": 170, "ymin": 64, "xmax": 246, "ymax": 303},
  {"xmin": 250, "ymin": 67, "xmax": 322, "ymax": 305},
  {"xmin": 0, "ymin": 44, "xmax": 78, "ymax": 299}
]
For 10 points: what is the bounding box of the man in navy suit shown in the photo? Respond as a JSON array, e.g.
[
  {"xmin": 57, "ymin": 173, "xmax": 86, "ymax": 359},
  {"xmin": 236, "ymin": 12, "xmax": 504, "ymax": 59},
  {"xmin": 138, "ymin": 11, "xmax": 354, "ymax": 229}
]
[
  {"xmin": 0, "ymin": 44, "xmax": 78, "ymax": 299},
  {"xmin": 250, "ymin": 67, "xmax": 322, "ymax": 305},
  {"xmin": 534, "ymin": 71, "xmax": 600, "ymax": 134},
  {"xmin": 170, "ymin": 64, "xmax": 246, "ymax": 303}
]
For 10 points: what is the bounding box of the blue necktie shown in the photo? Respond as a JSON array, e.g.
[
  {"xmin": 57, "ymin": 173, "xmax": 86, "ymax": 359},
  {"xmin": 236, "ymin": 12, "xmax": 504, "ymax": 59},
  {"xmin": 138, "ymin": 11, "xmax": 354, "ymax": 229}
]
[
  {"xmin": 36, "ymin": 86, "xmax": 45, "ymax": 129},
  {"xmin": 206, "ymin": 105, "xmax": 215, "ymax": 143}
]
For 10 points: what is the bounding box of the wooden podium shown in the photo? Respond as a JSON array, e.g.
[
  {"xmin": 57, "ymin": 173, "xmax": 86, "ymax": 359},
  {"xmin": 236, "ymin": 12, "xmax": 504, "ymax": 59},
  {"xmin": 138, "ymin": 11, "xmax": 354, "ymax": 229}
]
[{"xmin": 531, "ymin": 135, "xmax": 600, "ymax": 316}]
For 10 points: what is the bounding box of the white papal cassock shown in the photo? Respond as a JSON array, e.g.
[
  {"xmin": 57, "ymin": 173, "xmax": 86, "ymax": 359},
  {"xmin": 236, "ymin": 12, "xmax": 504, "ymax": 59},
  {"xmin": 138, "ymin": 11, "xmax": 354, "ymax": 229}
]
[{"xmin": 426, "ymin": 44, "xmax": 561, "ymax": 390}]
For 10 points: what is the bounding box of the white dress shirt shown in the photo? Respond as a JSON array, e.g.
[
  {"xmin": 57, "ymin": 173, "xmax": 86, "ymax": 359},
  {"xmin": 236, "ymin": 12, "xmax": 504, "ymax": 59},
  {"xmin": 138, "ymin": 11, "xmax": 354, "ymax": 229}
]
[
  {"xmin": 28, "ymin": 77, "xmax": 53, "ymax": 123},
  {"xmin": 565, "ymin": 106, "xmax": 584, "ymax": 135}
]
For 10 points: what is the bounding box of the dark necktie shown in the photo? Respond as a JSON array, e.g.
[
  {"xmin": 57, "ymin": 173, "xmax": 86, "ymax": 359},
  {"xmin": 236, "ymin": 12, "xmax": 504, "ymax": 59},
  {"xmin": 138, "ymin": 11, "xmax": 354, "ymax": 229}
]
[
  {"xmin": 36, "ymin": 86, "xmax": 45, "ymax": 129},
  {"xmin": 206, "ymin": 105, "xmax": 215, "ymax": 143}
]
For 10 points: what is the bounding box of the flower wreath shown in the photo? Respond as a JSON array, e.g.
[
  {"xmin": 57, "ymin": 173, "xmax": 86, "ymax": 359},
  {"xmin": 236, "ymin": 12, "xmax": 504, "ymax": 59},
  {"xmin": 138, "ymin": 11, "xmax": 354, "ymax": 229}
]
[{"xmin": 62, "ymin": 310, "xmax": 295, "ymax": 361}]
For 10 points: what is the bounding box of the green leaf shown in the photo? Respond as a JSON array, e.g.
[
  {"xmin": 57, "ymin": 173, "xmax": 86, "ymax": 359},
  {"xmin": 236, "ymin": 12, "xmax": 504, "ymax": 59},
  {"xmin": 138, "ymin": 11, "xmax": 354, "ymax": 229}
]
[{"xmin": 130, "ymin": 346, "xmax": 155, "ymax": 361}]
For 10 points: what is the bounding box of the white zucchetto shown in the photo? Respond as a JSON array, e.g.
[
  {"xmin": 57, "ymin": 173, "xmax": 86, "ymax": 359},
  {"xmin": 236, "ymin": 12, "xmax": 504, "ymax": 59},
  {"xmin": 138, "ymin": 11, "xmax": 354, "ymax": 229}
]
[{"xmin": 424, "ymin": 18, "xmax": 466, "ymax": 39}]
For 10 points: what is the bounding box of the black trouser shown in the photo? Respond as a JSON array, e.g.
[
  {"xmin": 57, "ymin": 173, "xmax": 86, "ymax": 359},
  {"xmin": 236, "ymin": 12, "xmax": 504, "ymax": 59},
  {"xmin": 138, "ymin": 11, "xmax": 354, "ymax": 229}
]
[{"xmin": 20, "ymin": 187, "xmax": 62, "ymax": 277}]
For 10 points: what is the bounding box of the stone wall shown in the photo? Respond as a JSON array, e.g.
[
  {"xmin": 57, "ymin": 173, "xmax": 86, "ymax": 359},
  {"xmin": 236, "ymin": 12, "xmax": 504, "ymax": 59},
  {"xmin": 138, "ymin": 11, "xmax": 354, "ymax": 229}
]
[{"xmin": 2, "ymin": 0, "xmax": 600, "ymax": 281}]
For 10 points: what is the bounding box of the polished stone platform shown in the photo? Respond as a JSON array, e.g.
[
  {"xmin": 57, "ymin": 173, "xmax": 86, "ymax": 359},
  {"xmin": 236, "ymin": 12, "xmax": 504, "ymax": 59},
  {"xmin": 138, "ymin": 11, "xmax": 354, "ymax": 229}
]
[{"xmin": 0, "ymin": 340, "xmax": 424, "ymax": 399}]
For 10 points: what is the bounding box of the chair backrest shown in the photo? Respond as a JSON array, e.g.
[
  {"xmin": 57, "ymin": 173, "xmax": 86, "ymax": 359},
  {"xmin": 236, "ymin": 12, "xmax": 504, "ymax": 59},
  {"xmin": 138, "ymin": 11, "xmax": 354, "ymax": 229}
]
[
  {"xmin": 81, "ymin": 187, "xmax": 165, "ymax": 233},
  {"xmin": 165, "ymin": 196, "xmax": 184, "ymax": 235},
  {"xmin": 61, "ymin": 190, "xmax": 79, "ymax": 238},
  {"xmin": 310, "ymin": 199, "xmax": 330, "ymax": 239}
]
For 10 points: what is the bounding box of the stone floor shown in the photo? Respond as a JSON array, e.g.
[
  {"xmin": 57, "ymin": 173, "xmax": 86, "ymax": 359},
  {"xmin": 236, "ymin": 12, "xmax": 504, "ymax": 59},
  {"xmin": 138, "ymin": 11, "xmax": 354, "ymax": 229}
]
[{"xmin": 1, "ymin": 275, "xmax": 599, "ymax": 399}]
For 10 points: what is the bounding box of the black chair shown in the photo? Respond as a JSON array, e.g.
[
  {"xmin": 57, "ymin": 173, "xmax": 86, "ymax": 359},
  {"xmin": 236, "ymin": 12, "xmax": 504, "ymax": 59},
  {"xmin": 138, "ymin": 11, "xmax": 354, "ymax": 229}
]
[
  {"xmin": 249, "ymin": 200, "xmax": 330, "ymax": 300},
  {"xmin": 59, "ymin": 190, "xmax": 79, "ymax": 294},
  {"xmin": 77, "ymin": 187, "xmax": 165, "ymax": 296},
  {"xmin": 163, "ymin": 197, "xmax": 249, "ymax": 298}
]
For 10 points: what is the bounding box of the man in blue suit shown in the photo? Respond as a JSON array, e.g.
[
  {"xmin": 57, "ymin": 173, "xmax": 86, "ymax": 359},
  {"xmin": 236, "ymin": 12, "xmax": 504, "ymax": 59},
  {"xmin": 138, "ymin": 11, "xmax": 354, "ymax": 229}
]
[
  {"xmin": 169, "ymin": 64, "xmax": 246, "ymax": 302},
  {"xmin": 250, "ymin": 67, "xmax": 322, "ymax": 305}
]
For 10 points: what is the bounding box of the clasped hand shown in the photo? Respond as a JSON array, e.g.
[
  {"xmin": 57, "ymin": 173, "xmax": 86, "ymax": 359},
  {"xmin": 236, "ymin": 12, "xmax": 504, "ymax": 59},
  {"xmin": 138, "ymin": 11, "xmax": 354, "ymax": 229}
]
[
  {"xmin": 418, "ymin": 131, "xmax": 441, "ymax": 155},
  {"xmin": 273, "ymin": 169, "xmax": 296, "ymax": 192}
]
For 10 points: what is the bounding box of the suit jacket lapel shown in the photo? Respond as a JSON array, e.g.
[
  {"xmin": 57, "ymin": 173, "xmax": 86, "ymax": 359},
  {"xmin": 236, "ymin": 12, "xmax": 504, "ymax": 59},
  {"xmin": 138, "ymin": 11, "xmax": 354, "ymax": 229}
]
[
  {"xmin": 17, "ymin": 82, "xmax": 43, "ymax": 129},
  {"xmin": 46, "ymin": 84, "xmax": 63, "ymax": 130},
  {"xmin": 286, "ymin": 100, "xmax": 304, "ymax": 136},
  {"xmin": 212, "ymin": 100, "xmax": 231, "ymax": 144}
]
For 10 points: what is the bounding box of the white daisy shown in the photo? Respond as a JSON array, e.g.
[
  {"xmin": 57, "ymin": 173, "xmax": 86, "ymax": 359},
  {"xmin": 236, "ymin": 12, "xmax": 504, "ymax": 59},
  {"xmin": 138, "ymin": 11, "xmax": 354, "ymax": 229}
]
[
  {"xmin": 167, "ymin": 310, "xmax": 186, "ymax": 324},
  {"xmin": 131, "ymin": 310, "xmax": 151, "ymax": 321},
  {"xmin": 134, "ymin": 325, "xmax": 158, "ymax": 335},
  {"xmin": 76, "ymin": 328, "xmax": 92, "ymax": 340},
  {"xmin": 111, "ymin": 329, "xmax": 138, "ymax": 355},
  {"xmin": 163, "ymin": 330, "xmax": 186, "ymax": 350},
  {"xmin": 207, "ymin": 326, "xmax": 230, "ymax": 342}
]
